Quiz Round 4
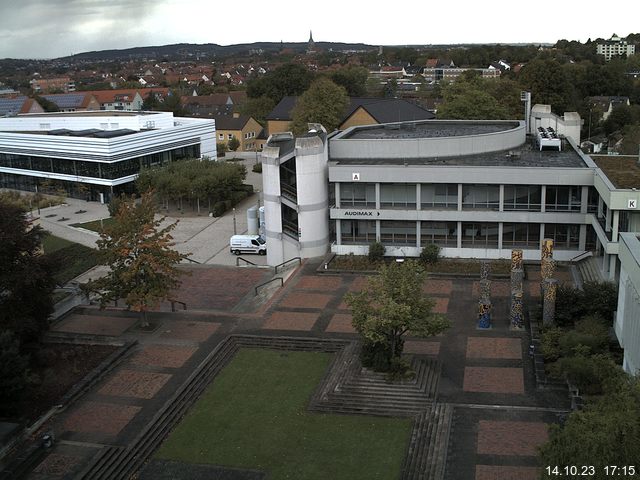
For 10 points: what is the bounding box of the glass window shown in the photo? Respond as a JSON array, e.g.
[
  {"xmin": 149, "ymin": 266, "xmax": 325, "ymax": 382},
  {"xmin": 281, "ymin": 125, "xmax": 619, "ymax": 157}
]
[
  {"xmin": 341, "ymin": 220, "xmax": 376, "ymax": 244},
  {"xmin": 51, "ymin": 158, "xmax": 76, "ymax": 175},
  {"xmin": 380, "ymin": 220, "xmax": 416, "ymax": 246},
  {"xmin": 462, "ymin": 185, "xmax": 500, "ymax": 210},
  {"xmin": 340, "ymin": 183, "xmax": 376, "ymax": 207},
  {"xmin": 545, "ymin": 186, "xmax": 581, "ymax": 211},
  {"xmin": 544, "ymin": 224, "xmax": 580, "ymax": 249},
  {"xmin": 421, "ymin": 184, "xmax": 457, "ymax": 209},
  {"xmin": 31, "ymin": 156, "xmax": 52, "ymax": 172},
  {"xmin": 380, "ymin": 184, "xmax": 416, "ymax": 209},
  {"xmin": 421, "ymin": 221, "xmax": 457, "ymax": 247},
  {"xmin": 503, "ymin": 185, "xmax": 541, "ymax": 211},
  {"xmin": 502, "ymin": 223, "xmax": 541, "ymax": 248},
  {"xmin": 462, "ymin": 223, "xmax": 499, "ymax": 248}
]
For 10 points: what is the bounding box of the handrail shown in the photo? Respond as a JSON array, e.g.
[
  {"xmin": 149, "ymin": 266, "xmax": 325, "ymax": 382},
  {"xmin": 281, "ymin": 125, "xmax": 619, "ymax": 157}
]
[
  {"xmin": 569, "ymin": 251, "xmax": 593, "ymax": 263},
  {"xmin": 168, "ymin": 299, "xmax": 187, "ymax": 312},
  {"xmin": 274, "ymin": 256, "xmax": 302, "ymax": 274},
  {"xmin": 236, "ymin": 256, "xmax": 258, "ymax": 266},
  {"xmin": 254, "ymin": 277, "xmax": 283, "ymax": 295}
]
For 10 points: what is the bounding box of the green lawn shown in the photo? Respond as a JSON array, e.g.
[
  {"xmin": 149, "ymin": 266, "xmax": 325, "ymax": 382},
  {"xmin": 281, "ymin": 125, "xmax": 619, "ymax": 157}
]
[
  {"xmin": 70, "ymin": 217, "xmax": 115, "ymax": 233},
  {"xmin": 41, "ymin": 234, "xmax": 99, "ymax": 285},
  {"xmin": 156, "ymin": 348, "xmax": 412, "ymax": 480}
]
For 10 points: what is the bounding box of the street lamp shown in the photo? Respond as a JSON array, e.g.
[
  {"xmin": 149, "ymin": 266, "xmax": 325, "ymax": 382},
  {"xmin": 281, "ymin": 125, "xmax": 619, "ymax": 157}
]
[{"xmin": 232, "ymin": 207, "xmax": 237, "ymax": 235}]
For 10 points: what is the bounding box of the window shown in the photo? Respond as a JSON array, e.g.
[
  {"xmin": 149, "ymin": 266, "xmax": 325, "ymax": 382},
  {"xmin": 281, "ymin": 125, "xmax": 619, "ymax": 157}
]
[
  {"xmin": 503, "ymin": 186, "xmax": 541, "ymax": 211},
  {"xmin": 380, "ymin": 220, "xmax": 416, "ymax": 245},
  {"xmin": 228, "ymin": 134, "xmax": 233, "ymax": 140},
  {"xmin": 421, "ymin": 221, "xmax": 457, "ymax": 247},
  {"xmin": 462, "ymin": 185, "xmax": 500, "ymax": 210},
  {"xmin": 421, "ymin": 184, "xmax": 457, "ymax": 209},
  {"xmin": 545, "ymin": 186, "xmax": 581, "ymax": 211},
  {"xmin": 544, "ymin": 224, "xmax": 580, "ymax": 249},
  {"xmin": 502, "ymin": 223, "xmax": 540, "ymax": 248},
  {"xmin": 341, "ymin": 220, "xmax": 376, "ymax": 244},
  {"xmin": 462, "ymin": 223, "xmax": 499, "ymax": 248},
  {"xmin": 219, "ymin": 133, "xmax": 223, "ymax": 140},
  {"xmin": 380, "ymin": 184, "xmax": 416, "ymax": 209},
  {"xmin": 340, "ymin": 183, "xmax": 375, "ymax": 207}
]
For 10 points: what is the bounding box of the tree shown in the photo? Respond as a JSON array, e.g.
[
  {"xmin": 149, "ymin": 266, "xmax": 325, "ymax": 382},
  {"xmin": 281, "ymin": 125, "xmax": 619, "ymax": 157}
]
[
  {"xmin": 345, "ymin": 261, "xmax": 450, "ymax": 372},
  {"xmin": 517, "ymin": 58, "xmax": 575, "ymax": 113},
  {"xmin": 227, "ymin": 137, "xmax": 240, "ymax": 151},
  {"xmin": 290, "ymin": 78, "xmax": 349, "ymax": 134},
  {"xmin": 330, "ymin": 66, "xmax": 369, "ymax": 97},
  {"xmin": 246, "ymin": 63, "xmax": 314, "ymax": 104},
  {"xmin": 33, "ymin": 95, "xmax": 59, "ymax": 112},
  {"xmin": 0, "ymin": 330, "xmax": 30, "ymax": 415},
  {"xmin": 539, "ymin": 376, "xmax": 640, "ymax": 476},
  {"xmin": 438, "ymin": 74, "xmax": 511, "ymax": 120},
  {"xmin": 0, "ymin": 201, "xmax": 55, "ymax": 345},
  {"xmin": 239, "ymin": 95, "xmax": 276, "ymax": 126},
  {"xmin": 87, "ymin": 191, "xmax": 190, "ymax": 327}
]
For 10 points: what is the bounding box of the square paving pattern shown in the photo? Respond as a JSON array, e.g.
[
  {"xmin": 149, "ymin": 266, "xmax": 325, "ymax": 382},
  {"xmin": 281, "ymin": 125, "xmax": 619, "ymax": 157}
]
[
  {"xmin": 433, "ymin": 297, "xmax": 449, "ymax": 314},
  {"xmin": 295, "ymin": 276, "xmax": 342, "ymax": 291},
  {"xmin": 477, "ymin": 420, "xmax": 549, "ymax": 456},
  {"xmin": 476, "ymin": 465, "xmax": 539, "ymax": 480},
  {"xmin": 263, "ymin": 311, "xmax": 319, "ymax": 331},
  {"xmin": 463, "ymin": 367, "xmax": 524, "ymax": 394},
  {"xmin": 404, "ymin": 340, "xmax": 440, "ymax": 356},
  {"xmin": 422, "ymin": 279, "xmax": 453, "ymax": 295},
  {"xmin": 32, "ymin": 453, "xmax": 81, "ymax": 477},
  {"xmin": 63, "ymin": 402, "xmax": 141, "ymax": 436},
  {"xmin": 98, "ymin": 369, "xmax": 172, "ymax": 399},
  {"xmin": 130, "ymin": 345, "xmax": 198, "ymax": 369},
  {"xmin": 278, "ymin": 292, "xmax": 332, "ymax": 309},
  {"xmin": 168, "ymin": 267, "xmax": 266, "ymax": 311},
  {"xmin": 160, "ymin": 321, "xmax": 220, "ymax": 342},
  {"xmin": 466, "ymin": 337, "xmax": 522, "ymax": 359},
  {"xmin": 325, "ymin": 313, "xmax": 356, "ymax": 333},
  {"xmin": 348, "ymin": 276, "xmax": 370, "ymax": 292},
  {"xmin": 51, "ymin": 314, "xmax": 137, "ymax": 336},
  {"xmin": 472, "ymin": 281, "xmax": 511, "ymax": 297}
]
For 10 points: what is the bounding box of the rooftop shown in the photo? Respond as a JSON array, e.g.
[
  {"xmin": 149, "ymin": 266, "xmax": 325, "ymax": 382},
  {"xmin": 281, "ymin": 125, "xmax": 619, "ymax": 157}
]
[
  {"xmin": 592, "ymin": 155, "xmax": 640, "ymax": 189},
  {"xmin": 342, "ymin": 120, "xmax": 520, "ymax": 140},
  {"xmin": 16, "ymin": 110, "xmax": 158, "ymax": 118},
  {"xmin": 331, "ymin": 137, "xmax": 588, "ymax": 168}
]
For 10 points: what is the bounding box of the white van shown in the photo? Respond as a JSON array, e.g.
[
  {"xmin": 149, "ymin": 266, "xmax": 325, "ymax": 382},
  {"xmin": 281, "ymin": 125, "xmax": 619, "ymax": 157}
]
[{"xmin": 229, "ymin": 235, "xmax": 267, "ymax": 255}]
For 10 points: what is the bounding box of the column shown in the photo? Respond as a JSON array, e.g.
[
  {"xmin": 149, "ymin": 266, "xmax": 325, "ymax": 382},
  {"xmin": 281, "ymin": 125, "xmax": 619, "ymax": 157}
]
[
  {"xmin": 498, "ymin": 223, "xmax": 504, "ymax": 250},
  {"xmin": 416, "ymin": 221, "xmax": 421, "ymax": 248},
  {"xmin": 457, "ymin": 183, "xmax": 463, "ymax": 211},
  {"xmin": 540, "ymin": 185, "xmax": 546, "ymax": 213},
  {"xmin": 612, "ymin": 210, "xmax": 620, "ymax": 241},
  {"xmin": 416, "ymin": 184, "xmax": 421, "ymax": 211},
  {"xmin": 376, "ymin": 220, "xmax": 381, "ymax": 242},
  {"xmin": 542, "ymin": 278, "xmax": 558, "ymax": 326},
  {"xmin": 375, "ymin": 183, "xmax": 380, "ymax": 210},
  {"xmin": 335, "ymin": 219, "xmax": 342, "ymax": 245},
  {"xmin": 510, "ymin": 249, "xmax": 525, "ymax": 330},
  {"xmin": 499, "ymin": 184, "xmax": 504, "ymax": 212},
  {"xmin": 579, "ymin": 224, "xmax": 587, "ymax": 251},
  {"xmin": 457, "ymin": 221, "xmax": 462, "ymax": 249},
  {"xmin": 580, "ymin": 185, "xmax": 589, "ymax": 214},
  {"xmin": 609, "ymin": 255, "xmax": 617, "ymax": 281},
  {"xmin": 605, "ymin": 206, "xmax": 612, "ymax": 232},
  {"xmin": 335, "ymin": 183, "xmax": 341, "ymax": 208}
]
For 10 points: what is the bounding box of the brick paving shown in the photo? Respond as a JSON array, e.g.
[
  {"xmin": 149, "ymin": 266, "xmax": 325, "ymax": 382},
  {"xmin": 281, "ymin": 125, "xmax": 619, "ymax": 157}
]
[
  {"xmin": 476, "ymin": 420, "xmax": 549, "ymax": 456},
  {"xmin": 262, "ymin": 311, "xmax": 320, "ymax": 331},
  {"xmin": 423, "ymin": 279, "xmax": 453, "ymax": 295},
  {"xmin": 51, "ymin": 314, "xmax": 137, "ymax": 336},
  {"xmin": 348, "ymin": 276, "xmax": 370, "ymax": 292},
  {"xmin": 160, "ymin": 321, "xmax": 220, "ymax": 342},
  {"xmin": 63, "ymin": 402, "xmax": 141, "ymax": 436},
  {"xmin": 130, "ymin": 345, "xmax": 198, "ymax": 369},
  {"xmin": 165, "ymin": 267, "xmax": 266, "ymax": 311},
  {"xmin": 475, "ymin": 465, "xmax": 539, "ymax": 480},
  {"xmin": 32, "ymin": 453, "xmax": 80, "ymax": 477},
  {"xmin": 472, "ymin": 281, "xmax": 511, "ymax": 297},
  {"xmin": 433, "ymin": 297, "xmax": 449, "ymax": 314},
  {"xmin": 278, "ymin": 292, "xmax": 332, "ymax": 309},
  {"xmin": 98, "ymin": 370, "xmax": 172, "ymax": 399},
  {"xmin": 463, "ymin": 367, "xmax": 525, "ymax": 394},
  {"xmin": 295, "ymin": 275, "xmax": 343, "ymax": 291},
  {"xmin": 404, "ymin": 340, "xmax": 440, "ymax": 356},
  {"xmin": 325, "ymin": 313, "xmax": 356, "ymax": 333},
  {"xmin": 466, "ymin": 337, "xmax": 522, "ymax": 359}
]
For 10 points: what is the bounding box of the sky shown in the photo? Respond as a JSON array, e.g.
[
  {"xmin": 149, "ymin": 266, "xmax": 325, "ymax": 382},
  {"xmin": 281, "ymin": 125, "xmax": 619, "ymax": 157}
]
[{"xmin": 0, "ymin": 0, "xmax": 638, "ymax": 59}]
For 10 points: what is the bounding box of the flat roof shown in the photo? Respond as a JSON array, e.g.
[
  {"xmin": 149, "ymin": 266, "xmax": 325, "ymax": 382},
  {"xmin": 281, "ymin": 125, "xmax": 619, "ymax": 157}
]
[
  {"xmin": 331, "ymin": 137, "xmax": 588, "ymax": 168},
  {"xmin": 16, "ymin": 110, "xmax": 159, "ymax": 118},
  {"xmin": 591, "ymin": 155, "xmax": 640, "ymax": 189},
  {"xmin": 342, "ymin": 120, "xmax": 521, "ymax": 140}
]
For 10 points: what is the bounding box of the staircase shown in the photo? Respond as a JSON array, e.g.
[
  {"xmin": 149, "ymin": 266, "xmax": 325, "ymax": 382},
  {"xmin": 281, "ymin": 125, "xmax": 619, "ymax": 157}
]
[{"xmin": 577, "ymin": 256, "xmax": 603, "ymax": 284}]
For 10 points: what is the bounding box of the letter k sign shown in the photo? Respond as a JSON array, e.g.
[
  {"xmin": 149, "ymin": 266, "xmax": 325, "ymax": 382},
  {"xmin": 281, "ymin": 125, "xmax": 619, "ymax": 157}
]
[{"xmin": 629, "ymin": 199, "xmax": 637, "ymax": 209}]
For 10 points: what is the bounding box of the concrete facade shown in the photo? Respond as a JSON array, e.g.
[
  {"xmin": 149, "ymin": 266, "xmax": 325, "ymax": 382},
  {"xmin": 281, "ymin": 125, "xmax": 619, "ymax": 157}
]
[{"xmin": 615, "ymin": 233, "xmax": 640, "ymax": 375}]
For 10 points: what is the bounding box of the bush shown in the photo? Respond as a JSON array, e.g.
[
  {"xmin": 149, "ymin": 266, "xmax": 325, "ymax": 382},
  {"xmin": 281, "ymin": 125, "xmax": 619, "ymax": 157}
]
[
  {"xmin": 211, "ymin": 201, "xmax": 226, "ymax": 217},
  {"xmin": 368, "ymin": 241, "xmax": 385, "ymax": 262},
  {"xmin": 0, "ymin": 330, "xmax": 30, "ymax": 413},
  {"xmin": 228, "ymin": 137, "xmax": 240, "ymax": 151},
  {"xmin": 107, "ymin": 194, "xmax": 127, "ymax": 217},
  {"xmin": 552, "ymin": 354, "xmax": 623, "ymax": 395},
  {"xmin": 554, "ymin": 282, "xmax": 618, "ymax": 327},
  {"xmin": 252, "ymin": 163, "xmax": 263, "ymax": 173},
  {"xmin": 541, "ymin": 327, "xmax": 563, "ymax": 362},
  {"xmin": 216, "ymin": 142, "xmax": 227, "ymax": 157},
  {"xmin": 420, "ymin": 244, "xmax": 440, "ymax": 265}
]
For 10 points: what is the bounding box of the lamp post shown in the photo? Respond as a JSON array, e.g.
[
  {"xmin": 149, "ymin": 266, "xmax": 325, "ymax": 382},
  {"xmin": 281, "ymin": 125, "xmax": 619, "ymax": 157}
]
[{"xmin": 232, "ymin": 207, "xmax": 237, "ymax": 235}]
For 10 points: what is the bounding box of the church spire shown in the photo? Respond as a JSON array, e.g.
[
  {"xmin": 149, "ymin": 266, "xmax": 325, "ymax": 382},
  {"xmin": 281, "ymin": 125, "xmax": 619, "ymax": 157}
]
[{"xmin": 309, "ymin": 30, "xmax": 314, "ymax": 43}]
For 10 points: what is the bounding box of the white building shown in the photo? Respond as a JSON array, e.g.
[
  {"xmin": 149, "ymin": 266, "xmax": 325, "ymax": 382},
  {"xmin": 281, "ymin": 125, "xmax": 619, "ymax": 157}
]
[
  {"xmin": 0, "ymin": 111, "xmax": 216, "ymax": 202},
  {"xmin": 615, "ymin": 232, "xmax": 640, "ymax": 375},
  {"xmin": 596, "ymin": 34, "xmax": 636, "ymax": 61}
]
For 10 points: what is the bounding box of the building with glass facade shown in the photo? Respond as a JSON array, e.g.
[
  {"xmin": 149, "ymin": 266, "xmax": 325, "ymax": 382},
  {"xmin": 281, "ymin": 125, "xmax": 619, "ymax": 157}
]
[
  {"xmin": 261, "ymin": 115, "xmax": 640, "ymax": 281},
  {"xmin": 0, "ymin": 111, "xmax": 216, "ymax": 202}
]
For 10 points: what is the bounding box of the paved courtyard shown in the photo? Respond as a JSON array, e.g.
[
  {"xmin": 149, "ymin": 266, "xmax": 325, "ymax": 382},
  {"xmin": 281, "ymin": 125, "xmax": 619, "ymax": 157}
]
[{"xmin": 27, "ymin": 261, "xmax": 571, "ymax": 480}]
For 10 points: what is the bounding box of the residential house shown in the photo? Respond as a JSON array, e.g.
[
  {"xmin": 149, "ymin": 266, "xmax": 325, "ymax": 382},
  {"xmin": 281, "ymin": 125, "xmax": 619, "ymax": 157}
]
[
  {"xmin": 588, "ymin": 96, "xmax": 631, "ymax": 121},
  {"xmin": 30, "ymin": 77, "xmax": 76, "ymax": 93},
  {"xmin": 87, "ymin": 90, "xmax": 144, "ymax": 110},
  {"xmin": 40, "ymin": 93, "xmax": 100, "ymax": 112},
  {"xmin": 266, "ymin": 96, "xmax": 435, "ymax": 136},
  {"xmin": 180, "ymin": 92, "xmax": 247, "ymax": 118},
  {"xmin": 214, "ymin": 113, "xmax": 263, "ymax": 152},
  {"xmin": 597, "ymin": 34, "xmax": 636, "ymax": 61},
  {"xmin": 0, "ymin": 96, "xmax": 44, "ymax": 116}
]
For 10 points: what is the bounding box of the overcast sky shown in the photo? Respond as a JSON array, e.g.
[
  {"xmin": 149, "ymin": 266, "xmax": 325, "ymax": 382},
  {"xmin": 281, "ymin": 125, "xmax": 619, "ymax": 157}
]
[{"xmin": 0, "ymin": 0, "xmax": 638, "ymax": 59}]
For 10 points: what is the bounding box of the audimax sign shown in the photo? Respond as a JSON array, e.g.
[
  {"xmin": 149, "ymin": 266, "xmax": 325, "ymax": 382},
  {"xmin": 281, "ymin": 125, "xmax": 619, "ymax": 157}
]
[{"xmin": 344, "ymin": 210, "xmax": 380, "ymax": 217}]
